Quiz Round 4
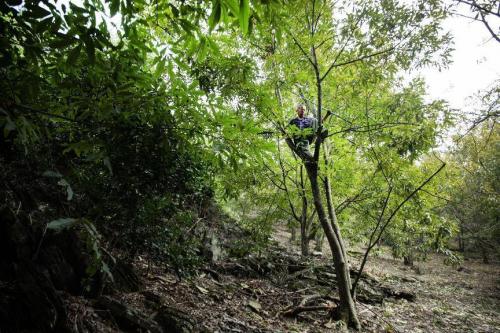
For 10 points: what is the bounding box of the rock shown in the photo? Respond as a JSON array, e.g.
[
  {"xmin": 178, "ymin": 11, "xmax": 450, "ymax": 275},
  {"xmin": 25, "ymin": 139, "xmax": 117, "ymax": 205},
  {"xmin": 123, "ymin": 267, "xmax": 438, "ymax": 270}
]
[
  {"xmin": 96, "ymin": 296, "xmax": 163, "ymax": 333},
  {"xmin": 38, "ymin": 221, "xmax": 103, "ymax": 296},
  {"xmin": 108, "ymin": 259, "xmax": 142, "ymax": 293},
  {"xmin": 247, "ymin": 300, "xmax": 262, "ymax": 313},
  {"xmin": 0, "ymin": 207, "xmax": 69, "ymax": 332},
  {"xmin": 457, "ymin": 266, "xmax": 472, "ymax": 273},
  {"xmin": 381, "ymin": 286, "xmax": 416, "ymax": 302},
  {"xmin": 142, "ymin": 290, "xmax": 168, "ymax": 305},
  {"xmin": 356, "ymin": 281, "xmax": 385, "ymax": 304},
  {"xmin": 153, "ymin": 305, "xmax": 195, "ymax": 333},
  {"xmin": 0, "ymin": 268, "xmax": 67, "ymax": 333}
]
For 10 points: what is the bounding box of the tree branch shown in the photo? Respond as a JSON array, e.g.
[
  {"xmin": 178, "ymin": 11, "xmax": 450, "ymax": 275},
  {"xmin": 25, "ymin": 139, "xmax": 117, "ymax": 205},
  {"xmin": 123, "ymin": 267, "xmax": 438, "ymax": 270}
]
[
  {"xmin": 478, "ymin": 8, "xmax": 500, "ymax": 43},
  {"xmin": 12, "ymin": 103, "xmax": 78, "ymax": 123},
  {"xmin": 288, "ymin": 32, "xmax": 317, "ymax": 70},
  {"xmin": 457, "ymin": 0, "xmax": 500, "ymax": 17},
  {"xmin": 321, "ymin": 47, "xmax": 394, "ymax": 82}
]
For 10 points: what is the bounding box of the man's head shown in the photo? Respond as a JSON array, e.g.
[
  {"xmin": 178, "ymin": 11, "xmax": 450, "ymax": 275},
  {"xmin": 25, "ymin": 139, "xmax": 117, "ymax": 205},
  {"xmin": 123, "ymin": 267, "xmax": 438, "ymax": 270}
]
[{"xmin": 296, "ymin": 104, "xmax": 306, "ymax": 118}]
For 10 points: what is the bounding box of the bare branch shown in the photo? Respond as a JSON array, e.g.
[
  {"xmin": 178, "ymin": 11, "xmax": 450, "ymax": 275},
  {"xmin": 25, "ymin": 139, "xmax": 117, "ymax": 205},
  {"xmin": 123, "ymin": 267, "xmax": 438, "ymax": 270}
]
[
  {"xmin": 377, "ymin": 161, "xmax": 446, "ymax": 239},
  {"xmin": 352, "ymin": 161, "xmax": 446, "ymax": 296},
  {"xmin": 351, "ymin": 186, "xmax": 392, "ymax": 295},
  {"xmin": 478, "ymin": 8, "xmax": 500, "ymax": 42},
  {"xmin": 321, "ymin": 47, "xmax": 394, "ymax": 82},
  {"xmin": 326, "ymin": 122, "xmax": 419, "ymax": 137},
  {"xmin": 457, "ymin": 0, "xmax": 500, "ymax": 17}
]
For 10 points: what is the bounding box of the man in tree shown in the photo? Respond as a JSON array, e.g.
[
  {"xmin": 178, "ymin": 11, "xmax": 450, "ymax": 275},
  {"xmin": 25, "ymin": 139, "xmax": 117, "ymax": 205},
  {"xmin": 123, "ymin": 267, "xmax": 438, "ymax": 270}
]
[{"xmin": 288, "ymin": 104, "xmax": 318, "ymax": 159}]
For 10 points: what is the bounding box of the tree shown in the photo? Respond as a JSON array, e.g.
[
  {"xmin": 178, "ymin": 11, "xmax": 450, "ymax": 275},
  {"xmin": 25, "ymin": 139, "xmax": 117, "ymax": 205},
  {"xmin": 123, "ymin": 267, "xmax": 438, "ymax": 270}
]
[
  {"xmin": 444, "ymin": 121, "xmax": 499, "ymax": 262},
  {"xmin": 251, "ymin": 0, "xmax": 453, "ymax": 328}
]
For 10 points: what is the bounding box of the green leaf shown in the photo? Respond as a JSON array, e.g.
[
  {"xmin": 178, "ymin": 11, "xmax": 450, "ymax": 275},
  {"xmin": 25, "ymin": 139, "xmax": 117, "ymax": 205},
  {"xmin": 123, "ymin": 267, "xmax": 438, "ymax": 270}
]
[
  {"xmin": 224, "ymin": 0, "xmax": 239, "ymax": 17},
  {"xmin": 57, "ymin": 178, "xmax": 74, "ymax": 201},
  {"xmin": 66, "ymin": 43, "xmax": 82, "ymax": 66},
  {"xmin": 170, "ymin": 4, "xmax": 179, "ymax": 17},
  {"xmin": 85, "ymin": 38, "xmax": 96, "ymax": 64},
  {"xmin": 34, "ymin": 16, "xmax": 53, "ymax": 33},
  {"xmin": 155, "ymin": 57, "xmax": 166, "ymax": 78},
  {"xmin": 239, "ymin": 0, "xmax": 249, "ymax": 34},
  {"xmin": 197, "ymin": 38, "xmax": 208, "ymax": 62},
  {"xmin": 47, "ymin": 218, "xmax": 78, "ymax": 231},
  {"xmin": 179, "ymin": 18, "xmax": 196, "ymax": 34},
  {"xmin": 49, "ymin": 35, "xmax": 77, "ymax": 49},
  {"xmin": 30, "ymin": 5, "xmax": 51, "ymax": 19},
  {"xmin": 103, "ymin": 157, "xmax": 113, "ymax": 175},
  {"xmin": 110, "ymin": 0, "xmax": 120, "ymax": 17},
  {"xmin": 3, "ymin": 116, "xmax": 16, "ymax": 138},
  {"xmin": 209, "ymin": 0, "xmax": 222, "ymax": 32},
  {"xmin": 102, "ymin": 262, "xmax": 115, "ymax": 282}
]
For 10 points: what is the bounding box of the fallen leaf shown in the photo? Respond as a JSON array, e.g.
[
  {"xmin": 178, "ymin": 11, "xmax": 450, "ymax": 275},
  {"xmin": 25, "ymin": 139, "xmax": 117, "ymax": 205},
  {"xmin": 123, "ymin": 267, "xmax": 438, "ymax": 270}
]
[
  {"xmin": 196, "ymin": 285, "xmax": 209, "ymax": 294},
  {"xmin": 324, "ymin": 321, "xmax": 334, "ymax": 328},
  {"xmin": 248, "ymin": 300, "xmax": 262, "ymax": 313}
]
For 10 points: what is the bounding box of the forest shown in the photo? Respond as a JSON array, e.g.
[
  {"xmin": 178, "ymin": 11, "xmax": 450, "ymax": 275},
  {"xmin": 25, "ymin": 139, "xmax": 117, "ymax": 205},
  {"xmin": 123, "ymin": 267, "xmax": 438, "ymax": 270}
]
[{"xmin": 0, "ymin": 0, "xmax": 498, "ymax": 332}]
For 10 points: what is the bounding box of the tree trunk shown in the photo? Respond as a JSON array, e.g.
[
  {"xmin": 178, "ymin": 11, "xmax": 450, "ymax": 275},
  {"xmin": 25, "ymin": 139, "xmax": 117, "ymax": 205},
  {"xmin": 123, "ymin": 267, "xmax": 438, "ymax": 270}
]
[
  {"xmin": 299, "ymin": 165, "xmax": 310, "ymax": 256},
  {"xmin": 480, "ymin": 244, "xmax": 489, "ymax": 264},
  {"xmin": 300, "ymin": 216, "xmax": 310, "ymax": 256},
  {"xmin": 322, "ymin": 146, "xmax": 352, "ymax": 289},
  {"xmin": 314, "ymin": 229, "xmax": 324, "ymax": 251},
  {"xmin": 284, "ymin": 35, "xmax": 360, "ymax": 330},
  {"xmin": 290, "ymin": 224, "xmax": 297, "ymax": 243},
  {"xmin": 458, "ymin": 226, "xmax": 465, "ymax": 252},
  {"xmin": 304, "ymin": 162, "xmax": 360, "ymax": 330},
  {"xmin": 300, "ymin": 168, "xmax": 310, "ymax": 256},
  {"xmin": 403, "ymin": 255, "xmax": 414, "ymax": 266}
]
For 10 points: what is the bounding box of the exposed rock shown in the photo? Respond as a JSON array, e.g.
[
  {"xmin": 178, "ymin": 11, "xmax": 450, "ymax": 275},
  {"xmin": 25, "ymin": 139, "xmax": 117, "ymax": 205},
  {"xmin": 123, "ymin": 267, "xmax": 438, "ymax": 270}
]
[
  {"xmin": 0, "ymin": 266, "xmax": 68, "ymax": 333},
  {"xmin": 96, "ymin": 296, "xmax": 163, "ymax": 333},
  {"xmin": 153, "ymin": 305, "xmax": 196, "ymax": 333},
  {"xmin": 0, "ymin": 206, "xmax": 69, "ymax": 332},
  {"xmin": 108, "ymin": 259, "xmax": 143, "ymax": 293}
]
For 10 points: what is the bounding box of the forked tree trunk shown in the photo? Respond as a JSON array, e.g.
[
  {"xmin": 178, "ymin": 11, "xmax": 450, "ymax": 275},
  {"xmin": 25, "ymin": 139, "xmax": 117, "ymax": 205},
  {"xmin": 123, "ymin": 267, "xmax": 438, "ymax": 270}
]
[
  {"xmin": 304, "ymin": 162, "xmax": 360, "ymax": 329},
  {"xmin": 322, "ymin": 146, "xmax": 352, "ymax": 288},
  {"xmin": 324, "ymin": 176, "xmax": 352, "ymax": 285},
  {"xmin": 283, "ymin": 26, "xmax": 360, "ymax": 329}
]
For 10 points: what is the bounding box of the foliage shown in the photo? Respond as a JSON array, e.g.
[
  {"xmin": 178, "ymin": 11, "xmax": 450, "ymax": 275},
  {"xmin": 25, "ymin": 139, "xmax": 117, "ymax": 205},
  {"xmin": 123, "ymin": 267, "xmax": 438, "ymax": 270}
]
[
  {"xmin": 47, "ymin": 217, "xmax": 115, "ymax": 290},
  {"xmin": 0, "ymin": 0, "xmax": 275, "ymax": 276},
  {"xmin": 1, "ymin": 0, "xmax": 496, "ymax": 304},
  {"xmin": 444, "ymin": 120, "xmax": 499, "ymax": 262}
]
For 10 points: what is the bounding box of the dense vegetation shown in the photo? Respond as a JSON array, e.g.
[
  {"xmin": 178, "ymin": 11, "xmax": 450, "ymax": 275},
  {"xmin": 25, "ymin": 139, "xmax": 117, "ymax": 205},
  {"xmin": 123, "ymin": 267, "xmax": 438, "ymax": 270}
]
[{"xmin": 1, "ymin": 0, "xmax": 498, "ymax": 331}]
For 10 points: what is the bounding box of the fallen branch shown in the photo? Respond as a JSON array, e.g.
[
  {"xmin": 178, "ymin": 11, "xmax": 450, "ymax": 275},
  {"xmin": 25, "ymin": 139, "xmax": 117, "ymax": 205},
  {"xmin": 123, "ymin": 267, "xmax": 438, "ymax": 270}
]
[
  {"xmin": 281, "ymin": 293, "xmax": 338, "ymax": 317},
  {"xmin": 283, "ymin": 304, "xmax": 336, "ymax": 317}
]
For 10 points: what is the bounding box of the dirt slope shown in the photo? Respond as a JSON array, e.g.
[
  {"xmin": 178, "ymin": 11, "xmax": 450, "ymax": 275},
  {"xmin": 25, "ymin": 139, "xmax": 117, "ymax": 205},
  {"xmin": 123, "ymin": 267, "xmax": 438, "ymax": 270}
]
[{"xmin": 64, "ymin": 227, "xmax": 499, "ymax": 333}]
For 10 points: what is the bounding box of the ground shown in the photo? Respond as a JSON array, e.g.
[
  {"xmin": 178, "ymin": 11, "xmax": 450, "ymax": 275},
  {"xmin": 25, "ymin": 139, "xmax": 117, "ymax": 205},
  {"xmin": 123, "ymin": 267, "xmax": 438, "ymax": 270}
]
[{"xmin": 69, "ymin": 226, "xmax": 500, "ymax": 333}]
